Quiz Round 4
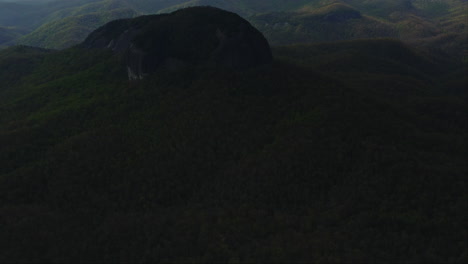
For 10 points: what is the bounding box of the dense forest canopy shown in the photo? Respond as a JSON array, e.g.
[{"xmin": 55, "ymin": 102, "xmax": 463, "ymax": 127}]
[{"xmin": 0, "ymin": 1, "xmax": 466, "ymax": 263}]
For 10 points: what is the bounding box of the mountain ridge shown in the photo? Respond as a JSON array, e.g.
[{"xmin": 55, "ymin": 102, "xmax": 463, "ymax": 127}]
[{"xmin": 0, "ymin": 0, "xmax": 465, "ymax": 62}]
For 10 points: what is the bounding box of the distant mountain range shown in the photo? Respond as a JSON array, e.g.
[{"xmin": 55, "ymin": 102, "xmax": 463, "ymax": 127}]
[{"xmin": 0, "ymin": 0, "xmax": 466, "ymax": 60}]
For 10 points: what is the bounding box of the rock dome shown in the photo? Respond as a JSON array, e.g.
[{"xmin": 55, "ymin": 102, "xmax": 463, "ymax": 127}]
[{"xmin": 82, "ymin": 6, "xmax": 273, "ymax": 80}]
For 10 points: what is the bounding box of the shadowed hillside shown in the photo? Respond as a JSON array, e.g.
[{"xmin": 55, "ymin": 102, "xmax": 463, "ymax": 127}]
[
  {"xmin": 0, "ymin": 26, "xmax": 27, "ymax": 47},
  {"xmin": 0, "ymin": 6, "xmax": 466, "ymax": 260}
]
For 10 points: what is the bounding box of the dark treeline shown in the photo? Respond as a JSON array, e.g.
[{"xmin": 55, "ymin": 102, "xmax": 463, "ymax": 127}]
[{"xmin": 0, "ymin": 36, "xmax": 466, "ymax": 262}]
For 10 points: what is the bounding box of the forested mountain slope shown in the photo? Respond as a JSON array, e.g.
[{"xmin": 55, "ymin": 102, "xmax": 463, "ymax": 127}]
[
  {"xmin": 0, "ymin": 7, "xmax": 466, "ymax": 260},
  {"xmin": 0, "ymin": 26, "xmax": 28, "ymax": 47},
  {"xmin": 250, "ymin": 3, "xmax": 399, "ymax": 45},
  {"xmin": 251, "ymin": 0, "xmax": 467, "ymax": 60},
  {"xmin": 18, "ymin": 6, "xmax": 139, "ymax": 49}
]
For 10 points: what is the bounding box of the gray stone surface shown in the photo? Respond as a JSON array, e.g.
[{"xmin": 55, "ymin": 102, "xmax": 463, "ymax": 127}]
[{"xmin": 82, "ymin": 7, "xmax": 273, "ymax": 80}]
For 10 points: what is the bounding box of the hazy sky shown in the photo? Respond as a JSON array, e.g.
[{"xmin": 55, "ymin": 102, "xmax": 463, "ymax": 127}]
[{"xmin": 0, "ymin": 0, "xmax": 61, "ymax": 2}]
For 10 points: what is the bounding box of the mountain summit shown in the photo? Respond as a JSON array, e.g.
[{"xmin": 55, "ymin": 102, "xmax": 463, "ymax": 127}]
[{"xmin": 82, "ymin": 6, "xmax": 273, "ymax": 80}]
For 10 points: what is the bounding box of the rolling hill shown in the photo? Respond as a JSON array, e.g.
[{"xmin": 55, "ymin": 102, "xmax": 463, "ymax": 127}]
[
  {"xmin": 0, "ymin": 26, "xmax": 28, "ymax": 47},
  {"xmin": 250, "ymin": 3, "xmax": 399, "ymax": 45},
  {"xmin": 250, "ymin": 0, "xmax": 467, "ymax": 60},
  {"xmin": 0, "ymin": 0, "xmax": 466, "ymax": 64},
  {"xmin": 18, "ymin": 7, "xmax": 139, "ymax": 49}
]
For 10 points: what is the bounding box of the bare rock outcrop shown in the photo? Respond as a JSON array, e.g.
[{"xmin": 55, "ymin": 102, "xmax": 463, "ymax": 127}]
[{"xmin": 82, "ymin": 7, "xmax": 273, "ymax": 80}]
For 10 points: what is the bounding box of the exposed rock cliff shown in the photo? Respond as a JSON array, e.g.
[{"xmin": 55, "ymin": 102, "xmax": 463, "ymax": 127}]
[{"xmin": 82, "ymin": 7, "xmax": 273, "ymax": 80}]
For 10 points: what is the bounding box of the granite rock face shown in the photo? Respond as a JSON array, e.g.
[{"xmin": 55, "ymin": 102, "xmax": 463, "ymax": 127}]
[{"xmin": 82, "ymin": 7, "xmax": 273, "ymax": 80}]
